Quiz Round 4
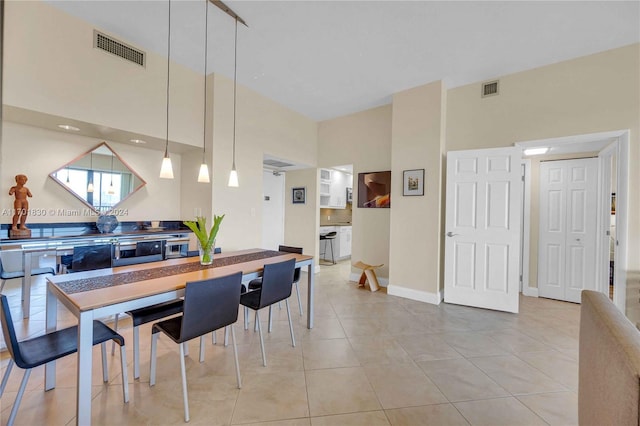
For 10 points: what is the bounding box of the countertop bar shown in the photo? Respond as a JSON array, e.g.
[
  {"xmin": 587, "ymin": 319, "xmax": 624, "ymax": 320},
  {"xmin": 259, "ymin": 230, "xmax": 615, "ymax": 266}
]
[
  {"xmin": 0, "ymin": 221, "xmax": 190, "ymax": 243},
  {"xmin": 319, "ymin": 223, "xmax": 352, "ymax": 227}
]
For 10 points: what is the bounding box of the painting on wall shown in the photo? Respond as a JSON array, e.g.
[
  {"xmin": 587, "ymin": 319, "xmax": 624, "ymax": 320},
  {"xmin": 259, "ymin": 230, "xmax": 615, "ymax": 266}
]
[
  {"xmin": 292, "ymin": 187, "xmax": 306, "ymax": 204},
  {"xmin": 357, "ymin": 171, "xmax": 391, "ymax": 208},
  {"xmin": 403, "ymin": 169, "xmax": 425, "ymax": 196}
]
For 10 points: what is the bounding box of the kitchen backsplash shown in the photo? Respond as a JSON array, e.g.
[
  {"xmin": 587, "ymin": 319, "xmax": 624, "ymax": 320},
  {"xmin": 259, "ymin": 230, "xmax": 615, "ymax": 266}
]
[{"xmin": 320, "ymin": 206, "xmax": 352, "ymax": 225}]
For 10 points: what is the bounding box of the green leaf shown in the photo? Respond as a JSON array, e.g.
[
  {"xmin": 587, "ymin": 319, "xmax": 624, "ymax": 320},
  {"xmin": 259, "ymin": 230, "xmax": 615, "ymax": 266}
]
[{"xmin": 183, "ymin": 215, "xmax": 224, "ymax": 251}]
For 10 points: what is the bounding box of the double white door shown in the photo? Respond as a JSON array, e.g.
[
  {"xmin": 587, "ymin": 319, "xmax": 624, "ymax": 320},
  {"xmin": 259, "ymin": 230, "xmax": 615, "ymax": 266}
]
[{"xmin": 538, "ymin": 158, "xmax": 598, "ymax": 303}]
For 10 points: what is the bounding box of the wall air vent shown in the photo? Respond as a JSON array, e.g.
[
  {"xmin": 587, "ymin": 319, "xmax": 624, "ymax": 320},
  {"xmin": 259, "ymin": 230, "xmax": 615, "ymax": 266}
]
[
  {"xmin": 94, "ymin": 30, "xmax": 145, "ymax": 67},
  {"xmin": 263, "ymin": 159, "xmax": 294, "ymax": 168},
  {"xmin": 482, "ymin": 80, "xmax": 499, "ymax": 98}
]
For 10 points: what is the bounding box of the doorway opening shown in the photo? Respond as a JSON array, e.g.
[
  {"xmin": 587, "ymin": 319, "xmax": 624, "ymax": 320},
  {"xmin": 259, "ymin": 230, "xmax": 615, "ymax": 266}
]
[{"xmin": 516, "ymin": 130, "xmax": 629, "ymax": 312}]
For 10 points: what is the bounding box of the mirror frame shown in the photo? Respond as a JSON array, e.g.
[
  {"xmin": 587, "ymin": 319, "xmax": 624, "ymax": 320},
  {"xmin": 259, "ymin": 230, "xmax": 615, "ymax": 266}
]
[{"xmin": 49, "ymin": 141, "xmax": 146, "ymax": 214}]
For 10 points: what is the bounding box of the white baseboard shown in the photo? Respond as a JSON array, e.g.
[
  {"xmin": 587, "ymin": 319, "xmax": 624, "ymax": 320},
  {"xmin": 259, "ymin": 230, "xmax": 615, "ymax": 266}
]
[
  {"xmin": 522, "ymin": 285, "xmax": 539, "ymax": 297},
  {"xmin": 387, "ymin": 284, "xmax": 443, "ymax": 305},
  {"xmin": 349, "ymin": 273, "xmax": 389, "ymax": 287},
  {"xmin": 315, "ymin": 265, "xmax": 322, "ymax": 274}
]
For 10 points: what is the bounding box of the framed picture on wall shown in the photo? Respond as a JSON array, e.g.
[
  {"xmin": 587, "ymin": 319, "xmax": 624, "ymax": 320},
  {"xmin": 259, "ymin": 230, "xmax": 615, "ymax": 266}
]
[
  {"xmin": 292, "ymin": 187, "xmax": 306, "ymax": 204},
  {"xmin": 403, "ymin": 169, "xmax": 425, "ymax": 196}
]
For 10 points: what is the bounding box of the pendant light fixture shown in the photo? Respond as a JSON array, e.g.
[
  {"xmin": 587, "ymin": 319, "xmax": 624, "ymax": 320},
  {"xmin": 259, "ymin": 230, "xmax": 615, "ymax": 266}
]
[
  {"xmin": 159, "ymin": 0, "xmax": 174, "ymax": 179},
  {"xmin": 87, "ymin": 152, "xmax": 94, "ymax": 193},
  {"xmin": 227, "ymin": 16, "xmax": 239, "ymax": 187},
  {"xmin": 108, "ymin": 152, "xmax": 115, "ymax": 195},
  {"xmin": 197, "ymin": 0, "xmax": 211, "ymax": 183}
]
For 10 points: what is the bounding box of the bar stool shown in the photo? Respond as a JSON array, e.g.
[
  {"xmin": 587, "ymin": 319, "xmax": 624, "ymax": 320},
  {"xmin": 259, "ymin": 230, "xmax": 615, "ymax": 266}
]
[{"xmin": 319, "ymin": 231, "xmax": 337, "ymax": 264}]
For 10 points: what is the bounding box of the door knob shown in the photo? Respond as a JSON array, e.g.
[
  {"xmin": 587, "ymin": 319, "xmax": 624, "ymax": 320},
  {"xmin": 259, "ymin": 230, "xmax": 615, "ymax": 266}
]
[{"xmin": 446, "ymin": 232, "xmax": 458, "ymax": 237}]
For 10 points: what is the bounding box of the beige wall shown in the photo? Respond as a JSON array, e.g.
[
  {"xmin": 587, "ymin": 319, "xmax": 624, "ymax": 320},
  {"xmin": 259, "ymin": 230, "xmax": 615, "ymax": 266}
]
[
  {"xmin": 318, "ymin": 105, "xmax": 392, "ymax": 279},
  {"xmin": 388, "ymin": 81, "xmax": 446, "ymax": 301},
  {"xmin": 284, "ymin": 168, "xmax": 320, "ymax": 260},
  {"xmin": 211, "ymin": 74, "xmax": 318, "ymax": 252},
  {"xmin": 3, "ymin": 1, "xmax": 203, "ymax": 147},
  {"xmin": 1, "ymin": 122, "xmax": 183, "ymax": 222}
]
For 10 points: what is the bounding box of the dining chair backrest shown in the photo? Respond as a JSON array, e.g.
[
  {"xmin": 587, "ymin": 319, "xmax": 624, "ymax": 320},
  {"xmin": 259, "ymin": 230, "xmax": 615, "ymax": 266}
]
[
  {"xmin": 258, "ymin": 258, "xmax": 296, "ymax": 308},
  {"xmin": 278, "ymin": 245, "xmax": 302, "ymax": 283},
  {"xmin": 179, "ymin": 272, "xmax": 243, "ymax": 343},
  {"xmin": 0, "ymin": 295, "xmax": 24, "ymax": 368},
  {"xmin": 71, "ymin": 244, "xmax": 112, "ymax": 272}
]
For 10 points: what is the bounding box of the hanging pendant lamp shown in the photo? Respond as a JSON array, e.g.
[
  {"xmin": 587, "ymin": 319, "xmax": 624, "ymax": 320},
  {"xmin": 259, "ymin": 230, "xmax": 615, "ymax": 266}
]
[
  {"xmin": 159, "ymin": 0, "xmax": 174, "ymax": 179},
  {"xmin": 107, "ymin": 153, "xmax": 116, "ymax": 195},
  {"xmin": 198, "ymin": 0, "xmax": 211, "ymax": 183},
  {"xmin": 227, "ymin": 16, "xmax": 239, "ymax": 187},
  {"xmin": 87, "ymin": 152, "xmax": 94, "ymax": 192}
]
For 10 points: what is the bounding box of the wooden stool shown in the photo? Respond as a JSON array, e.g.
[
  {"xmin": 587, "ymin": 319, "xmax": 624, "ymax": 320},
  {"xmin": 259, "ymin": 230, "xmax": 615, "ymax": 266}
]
[{"xmin": 352, "ymin": 261, "xmax": 383, "ymax": 292}]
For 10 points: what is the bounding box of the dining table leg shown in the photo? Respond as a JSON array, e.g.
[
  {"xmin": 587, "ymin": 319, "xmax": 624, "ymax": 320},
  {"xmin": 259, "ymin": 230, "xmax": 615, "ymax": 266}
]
[
  {"xmin": 44, "ymin": 283, "xmax": 57, "ymax": 391},
  {"xmin": 22, "ymin": 251, "xmax": 32, "ymax": 318},
  {"xmin": 76, "ymin": 310, "xmax": 94, "ymax": 425},
  {"xmin": 306, "ymin": 259, "xmax": 315, "ymax": 329}
]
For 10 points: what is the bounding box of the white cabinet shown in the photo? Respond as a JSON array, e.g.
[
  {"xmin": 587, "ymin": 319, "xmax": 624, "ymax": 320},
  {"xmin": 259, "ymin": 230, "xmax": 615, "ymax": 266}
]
[
  {"xmin": 319, "ymin": 169, "xmax": 353, "ymax": 209},
  {"xmin": 339, "ymin": 226, "xmax": 352, "ymax": 258}
]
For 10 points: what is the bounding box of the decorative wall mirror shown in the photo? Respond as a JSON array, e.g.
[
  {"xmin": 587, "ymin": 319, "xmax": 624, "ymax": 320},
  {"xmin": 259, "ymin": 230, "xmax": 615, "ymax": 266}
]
[{"xmin": 49, "ymin": 142, "xmax": 146, "ymax": 214}]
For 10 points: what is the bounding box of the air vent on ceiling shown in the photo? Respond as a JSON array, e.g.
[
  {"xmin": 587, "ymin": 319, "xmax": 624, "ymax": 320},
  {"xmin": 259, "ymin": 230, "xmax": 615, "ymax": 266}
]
[
  {"xmin": 263, "ymin": 159, "xmax": 294, "ymax": 168},
  {"xmin": 94, "ymin": 30, "xmax": 145, "ymax": 67},
  {"xmin": 482, "ymin": 80, "xmax": 499, "ymax": 98}
]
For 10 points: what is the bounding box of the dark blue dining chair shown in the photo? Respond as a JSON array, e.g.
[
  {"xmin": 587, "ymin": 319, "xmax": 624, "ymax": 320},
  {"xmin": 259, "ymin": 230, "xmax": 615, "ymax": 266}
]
[
  {"xmin": 149, "ymin": 272, "xmax": 243, "ymax": 422},
  {"xmin": 0, "ymin": 295, "xmax": 129, "ymax": 426},
  {"xmin": 0, "ymin": 253, "xmax": 55, "ymax": 294},
  {"xmin": 241, "ymin": 258, "xmax": 296, "ymax": 367}
]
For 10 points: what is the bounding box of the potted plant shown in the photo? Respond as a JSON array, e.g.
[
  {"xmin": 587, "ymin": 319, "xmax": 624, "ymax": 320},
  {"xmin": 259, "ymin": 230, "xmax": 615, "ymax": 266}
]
[{"xmin": 183, "ymin": 214, "xmax": 224, "ymax": 265}]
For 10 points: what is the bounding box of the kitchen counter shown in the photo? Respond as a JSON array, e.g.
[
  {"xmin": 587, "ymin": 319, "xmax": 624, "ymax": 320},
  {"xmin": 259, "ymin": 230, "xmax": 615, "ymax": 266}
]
[{"xmin": 319, "ymin": 223, "xmax": 352, "ymax": 227}]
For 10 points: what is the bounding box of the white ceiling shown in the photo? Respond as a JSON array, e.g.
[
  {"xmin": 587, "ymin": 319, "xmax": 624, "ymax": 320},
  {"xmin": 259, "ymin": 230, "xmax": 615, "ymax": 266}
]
[{"xmin": 44, "ymin": 1, "xmax": 640, "ymax": 121}]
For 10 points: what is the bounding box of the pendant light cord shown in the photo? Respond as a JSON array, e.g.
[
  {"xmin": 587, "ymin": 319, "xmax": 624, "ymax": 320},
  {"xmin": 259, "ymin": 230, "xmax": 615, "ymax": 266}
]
[
  {"xmin": 202, "ymin": 0, "xmax": 208, "ymax": 163},
  {"xmin": 165, "ymin": 0, "xmax": 172, "ymax": 157},
  {"xmin": 232, "ymin": 16, "xmax": 238, "ymax": 169}
]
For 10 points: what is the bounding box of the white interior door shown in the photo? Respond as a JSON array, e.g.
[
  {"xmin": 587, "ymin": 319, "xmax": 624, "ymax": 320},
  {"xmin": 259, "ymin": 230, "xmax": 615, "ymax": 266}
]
[
  {"xmin": 538, "ymin": 158, "xmax": 598, "ymax": 303},
  {"xmin": 444, "ymin": 147, "xmax": 522, "ymax": 313},
  {"xmin": 262, "ymin": 171, "xmax": 285, "ymax": 250}
]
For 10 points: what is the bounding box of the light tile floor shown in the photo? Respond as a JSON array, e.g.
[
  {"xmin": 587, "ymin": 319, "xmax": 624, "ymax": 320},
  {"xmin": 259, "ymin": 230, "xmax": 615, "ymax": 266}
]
[{"xmin": 0, "ymin": 260, "xmax": 580, "ymax": 425}]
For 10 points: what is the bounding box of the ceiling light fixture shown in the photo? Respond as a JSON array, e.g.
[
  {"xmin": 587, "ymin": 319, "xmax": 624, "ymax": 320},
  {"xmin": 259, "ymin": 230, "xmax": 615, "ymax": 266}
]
[
  {"xmin": 58, "ymin": 124, "xmax": 80, "ymax": 131},
  {"xmin": 159, "ymin": 0, "xmax": 174, "ymax": 179},
  {"xmin": 523, "ymin": 147, "xmax": 550, "ymax": 156},
  {"xmin": 227, "ymin": 16, "xmax": 239, "ymax": 187},
  {"xmin": 197, "ymin": 0, "xmax": 211, "ymax": 184},
  {"xmin": 87, "ymin": 152, "xmax": 94, "ymax": 193},
  {"xmin": 108, "ymin": 152, "xmax": 116, "ymax": 195}
]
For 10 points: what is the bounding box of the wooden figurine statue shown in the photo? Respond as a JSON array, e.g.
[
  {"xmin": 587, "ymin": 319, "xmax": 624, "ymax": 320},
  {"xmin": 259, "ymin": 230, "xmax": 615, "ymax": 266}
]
[{"xmin": 9, "ymin": 174, "xmax": 32, "ymax": 232}]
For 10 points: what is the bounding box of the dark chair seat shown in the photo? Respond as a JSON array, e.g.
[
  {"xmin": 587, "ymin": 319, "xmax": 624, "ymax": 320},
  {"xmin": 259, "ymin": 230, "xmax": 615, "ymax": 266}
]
[
  {"xmin": 240, "ymin": 258, "xmax": 296, "ymax": 367},
  {"xmin": 127, "ymin": 300, "xmax": 184, "ymax": 327},
  {"xmin": 150, "ymin": 272, "xmax": 243, "ymax": 422},
  {"xmin": 0, "ymin": 295, "xmax": 129, "ymax": 426},
  {"xmin": 1, "ymin": 254, "xmax": 56, "ymax": 294}
]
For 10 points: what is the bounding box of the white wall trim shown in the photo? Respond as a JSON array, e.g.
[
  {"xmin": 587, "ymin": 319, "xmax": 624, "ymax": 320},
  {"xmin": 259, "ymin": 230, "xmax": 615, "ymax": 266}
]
[
  {"xmin": 349, "ymin": 273, "xmax": 389, "ymax": 287},
  {"xmin": 522, "ymin": 285, "xmax": 539, "ymax": 297},
  {"xmin": 521, "ymin": 159, "xmax": 532, "ymax": 294},
  {"xmin": 387, "ymin": 284, "xmax": 443, "ymax": 305}
]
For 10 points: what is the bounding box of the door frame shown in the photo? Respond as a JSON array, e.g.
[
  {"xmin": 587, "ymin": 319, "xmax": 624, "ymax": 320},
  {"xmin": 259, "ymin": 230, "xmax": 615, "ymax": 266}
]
[
  {"xmin": 516, "ymin": 130, "xmax": 629, "ymax": 312},
  {"xmin": 520, "ymin": 159, "xmax": 535, "ymax": 296}
]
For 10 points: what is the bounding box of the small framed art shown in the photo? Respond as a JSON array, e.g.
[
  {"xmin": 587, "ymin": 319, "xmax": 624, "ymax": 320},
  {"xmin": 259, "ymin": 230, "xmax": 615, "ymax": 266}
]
[
  {"xmin": 292, "ymin": 187, "xmax": 306, "ymax": 204},
  {"xmin": 403, "ymin": 169, "xmax": 424, "ymax": 196}
]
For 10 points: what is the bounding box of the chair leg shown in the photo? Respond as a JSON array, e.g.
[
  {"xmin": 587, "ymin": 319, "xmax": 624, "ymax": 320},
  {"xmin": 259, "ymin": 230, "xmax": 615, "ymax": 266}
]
[
  {"xmin": 150, "ymin": 333, "xmax": 159, "ymax": 386},
  {"xmin": 224, "ymin": 326, "xmax": 229, "ymax": 347},
  {"xmin": 254, "ymin": 311, "xmax": 259, "ymax": 332},
  {"xmin": 183, "ymin": 342, "xmax": 189, "ymax": 357},
  {"xmin": 179, "ymin": 342, "xmax": 190, "ymax": 422},
  {"xmin": 0, "ymin": 359, "xmax": 14, "ymax": 397},
  {"xmin": 119, "ymin": 345, "xmax": 130, "ymax": 403},
  {"xmin": 294, "ymin": 282, "xmax": 303, "ymax": 316},
  {"xmin": 7, "ymin": 368, "xmax": 31, "ymax": 426},
  {"xmin": 285, "ymin": 299, "xmax": 296, "ymax": 347},
  {"xmin": 0, "ymin": 278, "xmax": 6, "ymax": 294},
  {"xmin": 230, "ymin": 324, "xmax": 242, "ymax": 389},
  {"xmin": 212, "ymin": 329, "xmax": 217, "ymax": 345},
  {"xmin": 133, "ymin": 326, "xmax": 140, "ymax": 379},
  {"xmin": 101, "ymin": 342, "xmax": 108, "ymax": 382},
  {"xmin": 111, "ymin": 313, "xmax": 120, "ymax": 355},
  {"xmin": 199, "ymin": 335, "xmax": 206, "ymax": 362},
  {"xmin": 256, "ymin": 310, "xmax": 267, "ymax": 367},
  {"xmin": 268, "ymin": 305, "xmax": 273, "ymax": 333},
  {"xmin": 244, "ymin": 306, "xmax": 249, "ymax": 330}
]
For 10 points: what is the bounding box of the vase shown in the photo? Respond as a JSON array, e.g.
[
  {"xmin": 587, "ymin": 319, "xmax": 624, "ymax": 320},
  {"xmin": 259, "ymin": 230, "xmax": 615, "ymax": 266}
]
[
  {"xmin": 96, "ymin": 214, "xmax": 118, "ymax": 233},
  {"xmin": 198, "ymin": 240, "xmax": 215, "ymax": 266}
]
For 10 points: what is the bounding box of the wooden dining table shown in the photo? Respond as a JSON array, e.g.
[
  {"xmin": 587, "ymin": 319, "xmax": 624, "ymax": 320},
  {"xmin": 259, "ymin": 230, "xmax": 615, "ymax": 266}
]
[{"xmin": 45, "ymin": 248, "xmax": 315, "ymax": 425}]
